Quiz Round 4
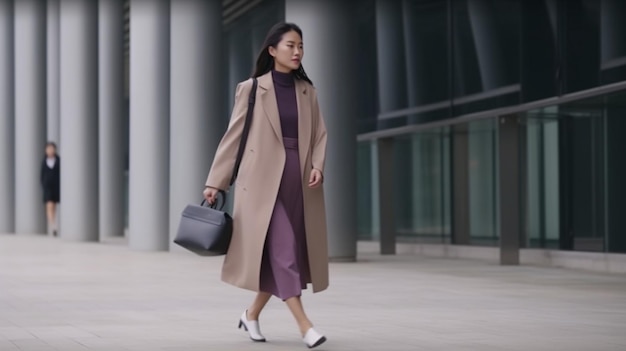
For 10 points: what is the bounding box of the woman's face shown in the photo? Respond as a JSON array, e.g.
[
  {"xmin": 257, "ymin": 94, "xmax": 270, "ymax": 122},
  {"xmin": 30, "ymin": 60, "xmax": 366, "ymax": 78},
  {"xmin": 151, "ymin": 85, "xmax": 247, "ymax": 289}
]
[
  {"xmin": 269, "ymin": 30, "xmax": 303, "ymax": 73},
  {"xmin": 45, "ymin": 145, "xmax": 56, "ymax": 158}
]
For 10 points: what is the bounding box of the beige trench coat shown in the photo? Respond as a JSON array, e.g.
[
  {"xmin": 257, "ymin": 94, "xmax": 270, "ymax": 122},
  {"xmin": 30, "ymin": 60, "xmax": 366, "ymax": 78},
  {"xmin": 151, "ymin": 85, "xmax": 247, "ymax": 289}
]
[{"xmin": 205, "ymin": 71, "xmax": 329, "ymax": 294}]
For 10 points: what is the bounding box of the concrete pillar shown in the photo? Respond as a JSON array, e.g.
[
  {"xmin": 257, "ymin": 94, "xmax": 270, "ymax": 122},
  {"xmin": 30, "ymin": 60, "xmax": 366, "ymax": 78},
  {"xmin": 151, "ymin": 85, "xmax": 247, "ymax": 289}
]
[
  {"xmin": 0, "ymin": 0, "xmax": 14, "ymax": 233},
  {"xmin": 98, "ymin": 0, "xmax": 125, "ymax": 240},
  {"xmin": 47, "ymin": 0, "xmax": 60, "ymax": 143},
  {"xmin": 169, "ymin": 0, "xmax": 222, "ymax": 249},
  {"xmin": 14, "ymin": 0, "xmax": 46, "ymax": 234},
  {"xmin": 286, "ymin": 0, "xmax": 358, "ymax": 261},
  {"xmin": 128, "ymin": 0, "xmax": 170, "ymax": 251},
  {"xmin": 59, "ymin": 0, "xmax": 99, "ymax": 241}
]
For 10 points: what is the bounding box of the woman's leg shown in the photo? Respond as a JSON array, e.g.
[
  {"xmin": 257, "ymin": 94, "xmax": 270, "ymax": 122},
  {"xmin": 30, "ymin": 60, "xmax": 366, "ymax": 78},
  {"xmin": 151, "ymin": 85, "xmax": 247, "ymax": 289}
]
[
  {"xmin": 45, "ymin": 202, "xmax": 55, "ymax": 232},
  {"xmin": 50, "ymin": 202, "xmax": 57, "ymax": 234},
  {"xmin": 247, "ymin": 292, "xmax": 272, "ymax": 320},
  {"xmin": 285, "ymin": 296, "xmax": 313, "ymax": 336}
]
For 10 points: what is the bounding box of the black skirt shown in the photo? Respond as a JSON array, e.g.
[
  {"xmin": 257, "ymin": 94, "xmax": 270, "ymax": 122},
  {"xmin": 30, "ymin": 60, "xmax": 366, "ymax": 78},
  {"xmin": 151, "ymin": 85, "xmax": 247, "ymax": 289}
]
[
  {"xmin": 41, "ymin": 157, "xmax": 60, "ymax": 203},
  {"xmin": 43, "ymin": 186, "xmax": 60, "ymax": 203}
]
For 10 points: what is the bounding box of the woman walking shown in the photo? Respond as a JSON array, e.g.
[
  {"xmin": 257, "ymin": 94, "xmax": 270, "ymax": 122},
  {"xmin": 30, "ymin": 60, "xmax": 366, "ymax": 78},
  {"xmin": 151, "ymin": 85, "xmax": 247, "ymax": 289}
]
[
  {"xmin": 41, "ymin": 142, "xmax": 60, "ymax": 236},
  {"xmin": 203, "ymin": 22, "xmax": 328, "ymax": 348}
]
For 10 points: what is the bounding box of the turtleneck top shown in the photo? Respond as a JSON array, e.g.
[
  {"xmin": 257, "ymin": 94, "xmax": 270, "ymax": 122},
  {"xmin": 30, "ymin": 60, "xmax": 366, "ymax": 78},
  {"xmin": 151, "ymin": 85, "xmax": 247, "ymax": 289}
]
[{"xmin": 271, "ymin": 70, "xmax": 298, "ymax": 139}]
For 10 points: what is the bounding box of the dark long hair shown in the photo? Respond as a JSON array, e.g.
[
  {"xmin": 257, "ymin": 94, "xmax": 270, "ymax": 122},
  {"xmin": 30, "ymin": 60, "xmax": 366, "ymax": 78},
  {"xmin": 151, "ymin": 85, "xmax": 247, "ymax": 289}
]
[{"xmin": 252, "ymin": 22, "xmax": 313, "ymax": 85}]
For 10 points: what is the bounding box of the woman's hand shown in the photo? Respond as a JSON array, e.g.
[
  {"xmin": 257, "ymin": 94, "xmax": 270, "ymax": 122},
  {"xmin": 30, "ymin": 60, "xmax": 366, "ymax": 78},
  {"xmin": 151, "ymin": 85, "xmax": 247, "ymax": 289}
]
[
  {"xmin": 308, "ymin": 169, "xmax": 323, "ymax": 188},
  {"xmin": 203, "ymin": 186, "xmax": 219, "ymax": 205}
]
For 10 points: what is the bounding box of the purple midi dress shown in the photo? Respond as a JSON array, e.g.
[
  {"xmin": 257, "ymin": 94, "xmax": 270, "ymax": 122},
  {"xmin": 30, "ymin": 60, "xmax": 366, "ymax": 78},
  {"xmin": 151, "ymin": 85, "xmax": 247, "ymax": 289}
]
[{"xmin": 259, "ymin": 70, "xmax": 311, "ymax": 300}]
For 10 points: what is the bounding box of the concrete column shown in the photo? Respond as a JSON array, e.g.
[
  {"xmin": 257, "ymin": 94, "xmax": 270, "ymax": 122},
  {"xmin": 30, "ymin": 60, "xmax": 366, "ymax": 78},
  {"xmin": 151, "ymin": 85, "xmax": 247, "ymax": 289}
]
[
  {"xmin": 47, "ymin": 0, "xmax": 60, "ymax": 143},
  {"xmin": 0, "ymin": 0, "xmax": 14, "ymax": 233},
  {"xmin": 128, "ymin": 0, "xmax": 170, "ymax": 251},
  {"xmin": 59, "ymin": 0, "xmax": 99, "ymax": 241},
  {"xmin": 14, "ymin": 0, "xmax": 46, "ymax": 234},
  {"xmin": 98, "ymin": 0, "xmax": 125, "ymax": 240},
  {"xmin": 286, "ymin": 0, "xmax": 358, "ymax": 261},
  {"xmin": 169, "ymin": 0, "xmax": 222, "ymax": 249}
]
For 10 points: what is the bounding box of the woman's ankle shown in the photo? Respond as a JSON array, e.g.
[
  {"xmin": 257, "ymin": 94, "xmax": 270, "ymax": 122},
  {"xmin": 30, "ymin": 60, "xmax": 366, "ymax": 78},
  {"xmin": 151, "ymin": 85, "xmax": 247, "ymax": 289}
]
[
  {"xmin": 246, "ymin": 309, "xmax": 260, "ymax": 321},
  {"xmin": 298, "ymin": 320, "xmax": 313, "ymax": 336}
]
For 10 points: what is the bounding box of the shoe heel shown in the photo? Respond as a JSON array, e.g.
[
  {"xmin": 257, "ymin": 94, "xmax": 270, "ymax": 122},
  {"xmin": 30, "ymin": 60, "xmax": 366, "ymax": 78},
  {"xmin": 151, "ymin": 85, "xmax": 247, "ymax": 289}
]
[{"xmin": 238, "ymin": 320, "xmax": 248, "ymax": 331}]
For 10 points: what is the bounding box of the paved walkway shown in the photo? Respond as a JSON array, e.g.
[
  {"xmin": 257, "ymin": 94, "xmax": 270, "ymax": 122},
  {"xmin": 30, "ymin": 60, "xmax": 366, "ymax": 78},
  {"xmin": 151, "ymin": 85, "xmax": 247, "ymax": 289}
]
[{"xmin": 0, "ymin": 234, "xmax": 625, "ymax": 351}]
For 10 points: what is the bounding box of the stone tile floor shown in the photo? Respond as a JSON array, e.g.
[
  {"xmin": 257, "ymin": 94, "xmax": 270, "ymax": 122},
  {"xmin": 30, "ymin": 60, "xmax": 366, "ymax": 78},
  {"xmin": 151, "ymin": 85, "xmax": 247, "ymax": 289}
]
[{"xmin": 0, "ymin": 234, "xmax": 625, "ymax": 351}]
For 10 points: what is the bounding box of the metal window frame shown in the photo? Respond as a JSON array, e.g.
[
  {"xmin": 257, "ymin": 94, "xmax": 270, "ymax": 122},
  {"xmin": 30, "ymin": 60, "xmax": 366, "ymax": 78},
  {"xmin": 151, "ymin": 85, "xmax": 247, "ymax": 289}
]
[{"xmin": 358, "ymin": 80, "xmax": 626, "ymax": 141}]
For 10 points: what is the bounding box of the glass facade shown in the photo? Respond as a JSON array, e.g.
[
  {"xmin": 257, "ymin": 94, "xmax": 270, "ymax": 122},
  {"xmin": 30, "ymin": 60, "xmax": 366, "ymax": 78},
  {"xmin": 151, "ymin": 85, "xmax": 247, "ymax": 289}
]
[
  {"xmin": 520, "ymin": 90, "xmax": 626, "ymax": 253},
  {"xmin": 214, "ymin": 0, "xmax": 626, "ymax": 255},
  {"xmin": 356, "ymin": 0, "xmax": 626, "ymax": 254},
  {"xmin": 358, "ymin": 0, "xmax": 626, "ymax": 132}
]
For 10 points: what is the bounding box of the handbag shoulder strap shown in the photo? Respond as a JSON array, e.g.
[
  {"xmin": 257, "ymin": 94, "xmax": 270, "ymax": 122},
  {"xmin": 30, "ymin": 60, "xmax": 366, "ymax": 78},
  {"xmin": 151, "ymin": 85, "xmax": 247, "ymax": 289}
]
[{"xmin": 229, "ymin": 77, "xmax": 258, "ymax": 186}]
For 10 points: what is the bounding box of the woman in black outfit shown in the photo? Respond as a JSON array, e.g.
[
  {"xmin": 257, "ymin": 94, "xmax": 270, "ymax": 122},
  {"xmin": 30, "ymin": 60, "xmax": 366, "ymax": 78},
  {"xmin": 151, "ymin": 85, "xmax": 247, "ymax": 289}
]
[{"xmin": 41, "ymin": 142, "xmax": 60, "ymax": 236}]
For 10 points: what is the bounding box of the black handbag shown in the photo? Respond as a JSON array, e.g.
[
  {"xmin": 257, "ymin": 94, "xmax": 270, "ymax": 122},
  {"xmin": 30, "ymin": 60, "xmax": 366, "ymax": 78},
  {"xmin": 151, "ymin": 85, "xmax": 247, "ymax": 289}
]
[{"xmin": 174, "ymin": 78, "xmax": 258, "ymax": 256}]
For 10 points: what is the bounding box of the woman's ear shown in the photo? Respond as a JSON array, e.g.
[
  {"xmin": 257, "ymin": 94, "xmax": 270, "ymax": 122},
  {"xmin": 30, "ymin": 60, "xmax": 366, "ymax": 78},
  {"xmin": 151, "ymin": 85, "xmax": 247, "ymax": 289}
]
[{"xmin": 268, "ymin": 46, "xmax": 276, "ymax": 58}]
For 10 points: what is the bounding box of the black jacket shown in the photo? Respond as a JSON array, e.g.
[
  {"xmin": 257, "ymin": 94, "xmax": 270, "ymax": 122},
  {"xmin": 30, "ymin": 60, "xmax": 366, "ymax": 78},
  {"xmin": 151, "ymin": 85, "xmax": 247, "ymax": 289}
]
[{"xmin": 41, "ymin": 155, "xmax": 61, "ymax": 190}]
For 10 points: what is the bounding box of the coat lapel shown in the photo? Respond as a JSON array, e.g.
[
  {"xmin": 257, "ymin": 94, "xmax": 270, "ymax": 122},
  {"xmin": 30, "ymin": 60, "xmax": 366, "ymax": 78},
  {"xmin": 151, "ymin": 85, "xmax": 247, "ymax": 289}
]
[
  {"xmin": 296, "ymin": 80, "xmax": 312, "ymax": 177},
  {"xmin": 258, "ymin": 73, "xmax": 283, "ymax": 143}
]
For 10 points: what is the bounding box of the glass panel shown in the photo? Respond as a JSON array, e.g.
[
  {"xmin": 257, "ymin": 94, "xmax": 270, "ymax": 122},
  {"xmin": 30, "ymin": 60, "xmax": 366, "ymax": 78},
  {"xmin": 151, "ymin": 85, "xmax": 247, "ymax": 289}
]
[
  {"xmin": 523, "ymin": 107, "xmax": 560, "ymax": 249},
  {"xmin": 600, "ymin": 0, "xmax": 626, "ymax": 84},
  {"xmin": 403, "ymin": 0, "xmax": 449, "ymax": 106},
  {"xmin": 563, "ymin": 0, "xmax": 601, "ymax": 92},
  {"xmin": 408, "ymin": 129, "xmax": 451, "ymax": 241},
  {"xmin": 605, "ymin": 91, "xmax": 626, "ymax": 253},
  {"xmin": 468, "ymin": 118, "xmax": 497, "ymax": 245},
  {"xmin": 357, "ymin": 141, "xmax": 376, "ymax": 240},
  {"xmin": 521, "ymin": 0, "xmax": 558, "ymax": 101},
  {"xmin": 394, "ymin": 137, "xmax": 414, "ymax": 233},
  {"xmin": 559, "ymin": 99, "xmax": 606, "ymax": 252},
  {"xmin": 521, "ymin": 91, "xmax": 626, "ymax": 253},
  {"xmin": 452, "ymin": 0, "xmax": 521, "ymax": 97},
  {"xmin": 391, "ymin": 128, "xmax": 452, "ymax": 243},
  {"xmin": 355, "ymin": 0, "xmax": 378, "ymax": 134}
]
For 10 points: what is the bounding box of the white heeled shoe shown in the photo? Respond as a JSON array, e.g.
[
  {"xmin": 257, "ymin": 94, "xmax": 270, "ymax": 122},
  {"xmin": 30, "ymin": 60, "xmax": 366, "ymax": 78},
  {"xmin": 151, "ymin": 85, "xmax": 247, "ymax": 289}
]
[
  {"xmin": 303, "ymin": 327, "xmax": 326, "ymax": 348},
  {"xmin": 238, "ymin": 310, "xmax": 266, "ymax": 342}
]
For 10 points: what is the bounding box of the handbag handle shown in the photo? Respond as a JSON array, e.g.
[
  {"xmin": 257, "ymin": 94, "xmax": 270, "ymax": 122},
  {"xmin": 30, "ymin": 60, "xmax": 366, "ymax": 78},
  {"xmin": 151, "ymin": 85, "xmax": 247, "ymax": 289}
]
[
  {"xmin": 201, "ymin": 190, "xmax": 227, "ymax": 211},
  {"xmin": 230, "ymin": 77, "xmax": 258, "ymax": 186}
]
